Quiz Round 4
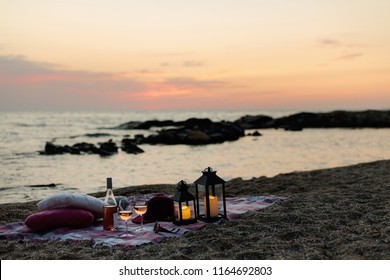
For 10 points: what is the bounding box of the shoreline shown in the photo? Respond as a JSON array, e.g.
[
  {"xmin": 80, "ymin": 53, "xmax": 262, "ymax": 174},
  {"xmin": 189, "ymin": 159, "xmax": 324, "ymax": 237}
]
[{"xmin": 1, "ymin": 159, "xmax": 390, "ymax": 259}]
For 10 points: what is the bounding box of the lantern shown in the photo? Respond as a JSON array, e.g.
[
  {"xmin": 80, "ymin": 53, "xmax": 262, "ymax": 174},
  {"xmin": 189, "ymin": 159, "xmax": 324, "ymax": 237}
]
[
  {"xmin": 194, "ymin": 167, "xmax": 227, "ymax": 222},
  {"xmin": 172, "ymin": 180, "xmax": 197, "ymax": 225}
]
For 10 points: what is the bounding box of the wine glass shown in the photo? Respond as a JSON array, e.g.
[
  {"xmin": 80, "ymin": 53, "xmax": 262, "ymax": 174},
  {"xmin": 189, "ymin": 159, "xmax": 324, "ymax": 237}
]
[
  {"xmin": 118, "ymin": 198, "xmax": 134, "ymax": 237},
  {"xmin": 133, "ymin": 195, "xmax": 148, "ymax": 231}
]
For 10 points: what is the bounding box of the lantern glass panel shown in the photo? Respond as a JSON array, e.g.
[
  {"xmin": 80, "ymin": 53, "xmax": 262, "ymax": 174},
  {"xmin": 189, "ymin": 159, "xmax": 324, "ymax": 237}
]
[
  {"xmin": 197, "ymin": 183, "xmax": 224, "ymax": 219},
  {"xmin": 174, "ymin": 200, "xmax": 196, "ymax": 222}
]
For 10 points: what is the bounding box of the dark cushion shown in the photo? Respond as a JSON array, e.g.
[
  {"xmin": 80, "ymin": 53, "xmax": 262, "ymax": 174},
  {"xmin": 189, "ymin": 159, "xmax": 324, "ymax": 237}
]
[
  {"xmin": 25, "ymin": 208, "xmax": 94, "ymax": 231},
  {"xmin": 132, "ymin": 195, "xmax": 174, "ymax": 224}
]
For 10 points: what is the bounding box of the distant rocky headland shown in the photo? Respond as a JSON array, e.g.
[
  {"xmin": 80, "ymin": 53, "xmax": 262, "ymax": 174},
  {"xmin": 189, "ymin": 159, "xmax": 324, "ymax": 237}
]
[{"xmin": 41, "ymin": 110, "xmax": 390, "ymax": 155}]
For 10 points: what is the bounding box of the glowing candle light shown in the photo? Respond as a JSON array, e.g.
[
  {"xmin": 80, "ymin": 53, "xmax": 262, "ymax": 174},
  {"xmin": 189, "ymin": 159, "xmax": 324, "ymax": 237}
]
[
  {"xmin": 178, "ymin": 205, "xmax": 191, "ymax": 220},
  {"xmin": 204, "ymin": 195, "xmax": 218, "ymax": 218}
]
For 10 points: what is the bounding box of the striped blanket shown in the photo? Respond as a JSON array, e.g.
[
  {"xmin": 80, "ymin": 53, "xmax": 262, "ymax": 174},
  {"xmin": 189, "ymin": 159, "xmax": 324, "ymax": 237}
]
[{"xmin": 0, "ymin": 195, "xmax": 288, "ymax": 248}]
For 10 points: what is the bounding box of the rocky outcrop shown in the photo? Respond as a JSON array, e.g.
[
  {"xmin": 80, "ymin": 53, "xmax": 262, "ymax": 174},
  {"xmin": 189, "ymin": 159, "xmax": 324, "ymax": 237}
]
[
  {"xmin": 115, "ymin": 120, "xmax": 175, "ymax": 130},
  {"xmin": 40, "ymin": 110, "xmax": 390, "ymax": 156},
  {"xmin": 234, "ymin": 115, "xmax": 274, "ymax": 129},
  {"xmin": 115, "ymin": 118, "xmax": 245, "ymax": 145},
  {"xmin": 233, "ymin": 110, "xmax": 390, "ymax": 130},
  {"xmin": 273, "ymin": 110, "xmax": 390, "ymax": 128},
  {"xmin": 43, "ymin": 140, "xmax": 119, "ymax": 156},
  {"xmin": 98, "ymin": 139, "xmax": 118, "ymax": 156},
  {"xmin": 140, "ymin": 119, "xmax": 245, "ymax": 145},
  {"xmin": 121, "ymin": 138, "xmax": 145, "ymax": 154},
  {"xmin": 116, "ymin": 110, "xmax": 390, "ymax": 133},
  {"xmin": 43, "ymin": 141, "xmax": 83, "ymax": 155},
  {"xmin": 41, "ymin": 139, "xmax": 144, "ymax": 156}
]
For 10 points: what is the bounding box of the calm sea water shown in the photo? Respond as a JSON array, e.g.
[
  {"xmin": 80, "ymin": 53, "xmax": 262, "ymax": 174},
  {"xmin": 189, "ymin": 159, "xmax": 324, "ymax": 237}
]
[{"xmin": 1, "ymin": 110, "xmax": 390, "ymax": 204}]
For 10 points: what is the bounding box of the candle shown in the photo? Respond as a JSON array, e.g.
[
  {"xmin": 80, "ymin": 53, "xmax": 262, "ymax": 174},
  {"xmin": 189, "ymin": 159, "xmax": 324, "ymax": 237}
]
[
  {"xmin": 178, "ymin": 205, "xmax": 191, "ymax": 220},
  {"xmin": 204, "ymin": 195, "xmax": 218, "ymax": 218}
]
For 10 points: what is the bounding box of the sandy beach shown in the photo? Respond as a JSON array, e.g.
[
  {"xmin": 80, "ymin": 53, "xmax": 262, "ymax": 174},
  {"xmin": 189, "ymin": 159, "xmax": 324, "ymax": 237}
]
[{"xmin": 1, "ymin": 159, "xmax": 389, "ymax": 260}]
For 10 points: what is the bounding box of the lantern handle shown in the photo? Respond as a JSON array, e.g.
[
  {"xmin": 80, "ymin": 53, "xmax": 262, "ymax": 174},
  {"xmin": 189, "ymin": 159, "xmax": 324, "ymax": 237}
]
[
  {"xmin": 204, "ymin": 167, "xmax": 213, "ymax": 173},
  {"xmin": 177, "ymin": 180, "xmax": 189, "ymax": 191}
]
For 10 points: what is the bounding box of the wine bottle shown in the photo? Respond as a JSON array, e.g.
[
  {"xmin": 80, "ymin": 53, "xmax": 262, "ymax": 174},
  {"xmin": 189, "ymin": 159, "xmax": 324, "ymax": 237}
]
[{"xmin": 103, "ymin": 177, "xmax": 118, "ymax": 231}]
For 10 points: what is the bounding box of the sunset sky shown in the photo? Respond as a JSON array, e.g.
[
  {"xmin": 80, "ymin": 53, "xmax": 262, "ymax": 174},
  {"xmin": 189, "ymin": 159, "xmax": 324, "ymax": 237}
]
[{"xmin": 1, "ymin": 0, "xmax": 389, "ymax": 111}]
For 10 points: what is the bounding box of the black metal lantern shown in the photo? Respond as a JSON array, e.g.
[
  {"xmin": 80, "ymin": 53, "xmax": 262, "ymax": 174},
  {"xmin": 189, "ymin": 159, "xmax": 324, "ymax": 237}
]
[
  {"xmin": 172, "ymin": 180, "xmax": 197, "ymax": 225},
  {"xmin": 194, "ymin": 167, "xmax": 227, "ymax": 222}
]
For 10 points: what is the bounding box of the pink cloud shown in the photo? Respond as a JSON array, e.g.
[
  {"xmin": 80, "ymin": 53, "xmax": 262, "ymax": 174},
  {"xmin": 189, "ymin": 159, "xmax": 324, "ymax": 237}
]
[
  {"xmin": 0, "ymin": 56, "xmax": 231, "ymax": 110},
  {"xmin": 0, "ymin": 56, "xmax": 148, "ymax": 110}
]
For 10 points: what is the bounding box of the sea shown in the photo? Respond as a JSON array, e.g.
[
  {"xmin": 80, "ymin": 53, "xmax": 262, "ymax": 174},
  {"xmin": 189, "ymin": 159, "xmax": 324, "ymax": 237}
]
[{"xmin": 1, "ymin": 109, "xmax": 390, "ymax": 204}]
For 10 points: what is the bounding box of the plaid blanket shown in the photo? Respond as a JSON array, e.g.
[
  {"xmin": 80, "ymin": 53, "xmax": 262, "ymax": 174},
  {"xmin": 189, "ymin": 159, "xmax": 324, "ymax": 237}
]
[{"xmin": 0, "ymin": 195, "xmax": 288, "ymax": 248}]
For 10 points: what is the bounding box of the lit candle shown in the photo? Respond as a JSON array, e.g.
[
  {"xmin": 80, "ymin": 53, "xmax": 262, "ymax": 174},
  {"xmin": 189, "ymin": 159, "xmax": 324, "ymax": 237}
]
[
  {"xmin": 204, "ymin": 195, "xmax": 218, "ymax": 218},
  {"xmin": 178, "ymin": 205, "xmax": 191, "ymax": 220}
]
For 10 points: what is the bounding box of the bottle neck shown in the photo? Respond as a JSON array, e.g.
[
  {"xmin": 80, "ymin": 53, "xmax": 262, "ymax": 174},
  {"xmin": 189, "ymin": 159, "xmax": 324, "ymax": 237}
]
[{"xmin": 104, "ymin": 189, "xmax": 117, "ymax": 205}]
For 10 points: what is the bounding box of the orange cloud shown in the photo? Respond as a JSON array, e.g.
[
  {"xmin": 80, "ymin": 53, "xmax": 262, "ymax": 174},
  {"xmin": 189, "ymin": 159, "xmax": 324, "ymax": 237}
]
[{"xmin": 126, "ymin": 77, "xmax": 231, "ymax": 110}]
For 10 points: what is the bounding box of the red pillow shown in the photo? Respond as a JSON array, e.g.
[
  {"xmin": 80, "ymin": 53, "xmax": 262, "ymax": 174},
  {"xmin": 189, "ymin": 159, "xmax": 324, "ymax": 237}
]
[{"xmin": 25, "ymin": 208, "xmax": 94, "ymax": 231}]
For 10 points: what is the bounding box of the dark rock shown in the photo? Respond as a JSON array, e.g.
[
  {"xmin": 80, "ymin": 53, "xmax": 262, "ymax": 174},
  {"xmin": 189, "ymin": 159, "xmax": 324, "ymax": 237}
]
[
  {"xmin": 114, "ymin": 121, "xmax": 142, "ymax": 129},
  {"xmin": 274, "ymin": 112, "xmax": 321, "ymax": 128},
  {"xmin": 234, "ymin": 115, "xmax": 274, "ymax": 129},
  {"xmin": 63, "ymin": 145, "xmax": 81, "ymax": 154},
  {"xmin": 144, "ymin": 129, "xmax": 181, "ymax": 145},
  {"xmin": 44, "ymin": 142, "xmax": 83, "ymax": 154},
  {"xmin": 116, "ymin": 117, "xmax": 215, "ymax": 130},
  {"xmin": 84, "ymin": 133, "xmax": 112, "ymax": 137},
  {"xmin": 115, "ymin": 120, "xmax": 175, "ymax": 130},
  {"xmin": 274, "ymin": 110, "xmax": 390, "ymax": 128},
  {"xmin": 72, "ymin": 142, "xmax": 99, "ymax": 154},
  {"xmin": 44, "ymin": 142, "xmax": 64, "ymax": 155},
  {"xmin": 184, "ymin": 130, "xmax": 210, "ymax": 145},
  {"xmin": 233, "ymin": 110, "xmax": 390, "ymax": 130},
  {"xmin": 219, "ymin": 121, "xmax": 245, "ymax": 141},
  {"xmin": 41, "ymin": 139, "xmax": 145, "ymax": 156},
  {"xmin": 29, "ymin": 183, "xmax": 57, "ymax": 188},
  {"xmin": 121, "ymin": 138, "xmax": 144, "ymax": 154},
  {"xmin": 141, "ymin": 120, "xmax": 245, "ymax": 145},
  {"xmin": 136, "ymin": 120, "xmax": 175, "ymax": 129},
  {"xmin": 252, "ymin": 131, "xmax": 262, "ymax": 136},
  {"xmin": 179, "ymin": 118, "xmax": 213, "ymax": 129},
  {"xmin": 98, "ymin": 139, "xmax": 118, "ymax": 156},
  {"xmin": 43, "ymin": 142, "xmax": 86, "ymax": 155},
  {"xmin": 209, "ymin": 132, "xmax": 225, "ymax": 143},
  {"xmin": 113, "ymin": 117, "xmax": 244, "ymax": 145},
  {"xmin": 134, "ymin": 134, "xmax": 145, "ymax": 144},
  {"xmin": 69, "ymin": 133, "xmax": 113, "ymax": 139}
]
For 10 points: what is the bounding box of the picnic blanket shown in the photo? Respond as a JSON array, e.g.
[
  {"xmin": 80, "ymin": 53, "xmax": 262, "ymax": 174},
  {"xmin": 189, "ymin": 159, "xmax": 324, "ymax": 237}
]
[{"xmin": 0, "ymin": 195, "xmax": 288, "ymax": 248}]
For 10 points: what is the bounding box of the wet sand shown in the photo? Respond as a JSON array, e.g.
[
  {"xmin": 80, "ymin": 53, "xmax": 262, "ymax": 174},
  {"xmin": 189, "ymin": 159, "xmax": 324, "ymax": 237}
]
[{"xmin": 1, "ymin": 160, "xmax": 389, "ymax": 259}]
